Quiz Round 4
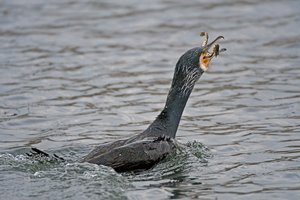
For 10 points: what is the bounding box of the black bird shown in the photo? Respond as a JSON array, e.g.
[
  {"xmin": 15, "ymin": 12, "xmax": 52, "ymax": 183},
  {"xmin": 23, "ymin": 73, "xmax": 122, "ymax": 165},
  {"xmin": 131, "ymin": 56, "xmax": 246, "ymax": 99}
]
[{"xmin": 29, "ymin": 33, "xmax": 226, "ymax": 172}]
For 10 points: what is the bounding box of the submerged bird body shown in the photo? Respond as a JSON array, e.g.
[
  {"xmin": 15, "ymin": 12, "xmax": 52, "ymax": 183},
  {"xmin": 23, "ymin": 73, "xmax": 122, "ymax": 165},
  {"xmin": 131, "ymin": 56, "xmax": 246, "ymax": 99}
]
[
  {"xmin": 29, "ymin": 33, "xmax": 225, "ymax": 172},
  {"xmin": 83, "ymin": 136, "xmax": 176, "ymax": 172}
]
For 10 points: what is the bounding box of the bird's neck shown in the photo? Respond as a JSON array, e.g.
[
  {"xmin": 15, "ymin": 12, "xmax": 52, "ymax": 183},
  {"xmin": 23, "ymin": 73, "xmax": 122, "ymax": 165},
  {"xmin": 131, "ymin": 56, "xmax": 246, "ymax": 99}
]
[
  {"xmin": 162, "ymin": 86, "xmax": 194, "ymax": 138},
  {"xmin": 146, "ymin": 70, "xmax": 202, "ymax": 138}
]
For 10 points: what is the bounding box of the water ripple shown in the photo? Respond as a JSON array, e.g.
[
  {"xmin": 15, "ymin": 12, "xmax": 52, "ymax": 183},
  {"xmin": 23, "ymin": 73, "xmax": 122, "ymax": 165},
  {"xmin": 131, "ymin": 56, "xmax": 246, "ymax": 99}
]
[{"xmin": 1, "ymin": 0, "xmax": 300, "ymax": 199}]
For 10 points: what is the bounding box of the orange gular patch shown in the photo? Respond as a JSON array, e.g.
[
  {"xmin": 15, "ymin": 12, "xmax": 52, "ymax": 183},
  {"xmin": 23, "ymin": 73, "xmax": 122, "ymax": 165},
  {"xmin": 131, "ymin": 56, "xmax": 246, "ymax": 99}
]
[{"xmin": 199, "ymin": 53, "xmax": 212, "ymax": 71}]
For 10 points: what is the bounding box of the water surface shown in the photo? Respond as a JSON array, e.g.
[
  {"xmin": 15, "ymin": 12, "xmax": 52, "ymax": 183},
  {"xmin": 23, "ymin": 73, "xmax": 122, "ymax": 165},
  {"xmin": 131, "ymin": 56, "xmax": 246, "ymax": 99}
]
[{"xmin": 1, "ymin": 0, "xmax": 300, "ymax": 199}]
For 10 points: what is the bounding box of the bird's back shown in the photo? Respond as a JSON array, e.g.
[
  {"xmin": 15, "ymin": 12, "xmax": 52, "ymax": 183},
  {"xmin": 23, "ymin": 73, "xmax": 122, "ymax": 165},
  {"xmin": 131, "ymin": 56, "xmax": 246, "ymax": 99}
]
[{"xmin": 82, "ymin": 136, "xmax": 176, "ymax": 172}]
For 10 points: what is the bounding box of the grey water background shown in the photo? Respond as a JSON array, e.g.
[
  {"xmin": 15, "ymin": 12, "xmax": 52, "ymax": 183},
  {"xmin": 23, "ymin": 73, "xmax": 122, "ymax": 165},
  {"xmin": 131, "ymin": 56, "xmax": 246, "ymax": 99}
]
[{"xmin": 0, "ymin": 0, "xmax": 300, "ymax": 199}]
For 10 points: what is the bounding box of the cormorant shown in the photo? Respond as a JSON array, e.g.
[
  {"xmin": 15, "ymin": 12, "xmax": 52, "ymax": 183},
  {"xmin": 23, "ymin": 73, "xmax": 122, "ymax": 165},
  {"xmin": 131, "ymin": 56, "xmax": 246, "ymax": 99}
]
[{"xmin": 28, "ymin": 33, "xmax": 226, "ymax": 172}]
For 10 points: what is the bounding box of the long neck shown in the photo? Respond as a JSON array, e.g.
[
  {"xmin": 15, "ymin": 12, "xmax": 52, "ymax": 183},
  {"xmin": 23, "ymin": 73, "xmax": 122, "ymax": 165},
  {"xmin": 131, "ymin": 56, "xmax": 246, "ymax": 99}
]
[
  {"xmin": 146, "ymin": 68, "xmax": 202, "ymax": 138},
  {"xmin": 161, "ymin": 85, "xmax": 195, "ymax": 138}
]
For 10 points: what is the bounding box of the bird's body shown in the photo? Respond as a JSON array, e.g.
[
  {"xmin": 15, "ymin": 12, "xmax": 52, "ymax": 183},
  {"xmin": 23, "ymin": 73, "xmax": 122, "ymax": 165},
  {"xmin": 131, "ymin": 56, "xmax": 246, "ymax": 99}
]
[
  {"xmin": 82, "ymin": 136, "xmax": 176, "ymax": 172},
  {"xmin": 28, "ymin": 33, "xmax": 225, "ymax": 172}
]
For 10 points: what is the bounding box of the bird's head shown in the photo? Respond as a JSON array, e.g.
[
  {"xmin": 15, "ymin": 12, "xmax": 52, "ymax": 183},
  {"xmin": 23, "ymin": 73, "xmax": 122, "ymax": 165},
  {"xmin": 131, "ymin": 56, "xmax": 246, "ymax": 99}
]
[
  {"xmin": 175, "ymin": 32, "xmax": 226, "ymax": 77},
  {"xmin": 170, "ymin": 33, "xmax": 226, "ymax": 96}
]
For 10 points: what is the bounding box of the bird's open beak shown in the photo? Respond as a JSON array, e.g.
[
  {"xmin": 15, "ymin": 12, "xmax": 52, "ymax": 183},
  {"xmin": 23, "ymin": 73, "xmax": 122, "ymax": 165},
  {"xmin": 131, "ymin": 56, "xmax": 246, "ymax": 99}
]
[{"xmin": 199, "ymin": 32, "xmax": 226, "ymax": 71}]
